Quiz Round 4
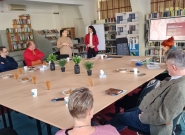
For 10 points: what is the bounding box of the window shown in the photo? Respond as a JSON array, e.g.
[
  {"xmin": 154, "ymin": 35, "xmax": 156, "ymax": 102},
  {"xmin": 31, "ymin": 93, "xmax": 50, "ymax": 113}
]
[
  {"xmin": 151, "ymin": 0, "xmax": 185, "ymax": 13},
  {"xmin": 98, "ymin": 0, "xmax": 132, "ymax": 19}
]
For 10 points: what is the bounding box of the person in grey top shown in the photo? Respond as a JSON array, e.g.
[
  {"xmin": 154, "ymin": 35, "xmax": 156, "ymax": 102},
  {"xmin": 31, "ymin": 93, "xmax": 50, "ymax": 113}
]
[{"xmin": 105, "ymin": 49, "xmax": 185, "ymax": 135}]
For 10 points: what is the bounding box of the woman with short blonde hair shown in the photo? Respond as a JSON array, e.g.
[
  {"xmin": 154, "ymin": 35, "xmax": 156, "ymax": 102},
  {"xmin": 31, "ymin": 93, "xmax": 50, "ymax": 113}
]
[{"xmin": 55, "ymin": 87, "xmax": 119, "ymax": 135}]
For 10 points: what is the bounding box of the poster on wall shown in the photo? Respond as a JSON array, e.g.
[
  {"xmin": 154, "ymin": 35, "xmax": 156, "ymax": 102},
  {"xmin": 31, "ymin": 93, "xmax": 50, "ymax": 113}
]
[
  {"xmin": 130, "ymin": 44, "xmax": 139, "ymax": 56},
  {"xmin": 150, "ymin": 17, "xmax": 185, "ymax": 41},
  {"xmin": 128, "ymin": 37, "xmax": 139, "ymax": 56},
  {"xmin": 86, "ymin": 24, "xmax": 105, "ymax": 51}
]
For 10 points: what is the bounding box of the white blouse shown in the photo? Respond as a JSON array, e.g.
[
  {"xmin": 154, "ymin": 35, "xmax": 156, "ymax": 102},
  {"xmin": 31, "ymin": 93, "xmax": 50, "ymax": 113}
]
[{"xmin": 89, "ymin": 33, "xmax": 93, "ymax": 46}]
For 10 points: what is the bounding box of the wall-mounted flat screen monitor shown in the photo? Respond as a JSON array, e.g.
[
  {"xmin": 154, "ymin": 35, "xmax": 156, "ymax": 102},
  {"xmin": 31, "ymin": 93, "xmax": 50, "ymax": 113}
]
[{"xmin": 149, "ymin": 17, "xmax": 185, "ymax": 41}]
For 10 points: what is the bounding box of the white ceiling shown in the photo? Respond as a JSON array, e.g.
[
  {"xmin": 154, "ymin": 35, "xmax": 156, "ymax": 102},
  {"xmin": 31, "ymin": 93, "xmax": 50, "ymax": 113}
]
[{"xmin": 2, "ymin": 0, "xmax": 83, "ymax": 6}]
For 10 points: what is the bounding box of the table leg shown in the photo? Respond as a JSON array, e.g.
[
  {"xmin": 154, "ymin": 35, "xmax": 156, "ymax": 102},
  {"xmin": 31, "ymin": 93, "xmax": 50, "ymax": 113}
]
[
  {"xmin": 7, "ymin": 108, "xmax": 13, "ymax": 128},
  {"xmin": 36, "ymin": 119, "xmax": 42, "ymax": 135},
  {"xmin": 0, "ymin": 105, "xmax": 7, "ymax": 127},
  {"xmin": 47, "ymin": 124, "xmax": 52, "ymax": 135}
]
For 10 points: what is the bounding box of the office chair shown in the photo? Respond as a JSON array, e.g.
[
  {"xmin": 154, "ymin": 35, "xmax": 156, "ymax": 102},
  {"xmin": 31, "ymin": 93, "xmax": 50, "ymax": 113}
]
[
  {"xmin": 56, "ymin": 54, "xmax": 69, "ymax": 60},
  {"xmin": 116, "ymin": 38, "xmax": 130, "ymax": 56}
]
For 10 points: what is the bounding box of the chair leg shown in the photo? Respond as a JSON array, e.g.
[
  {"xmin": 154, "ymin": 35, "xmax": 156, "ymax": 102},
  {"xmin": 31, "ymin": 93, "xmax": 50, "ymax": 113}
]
[
  {"xmin": 115, "ymin": 106, "xmax": 120, "ymax": 114},
  {"xmin": 7, "ymin": 108, "xmax": 13, "ymax": 128},
  {"xmin": 0, "ymin": 105, "xmax": 7, "ymax": 128}
]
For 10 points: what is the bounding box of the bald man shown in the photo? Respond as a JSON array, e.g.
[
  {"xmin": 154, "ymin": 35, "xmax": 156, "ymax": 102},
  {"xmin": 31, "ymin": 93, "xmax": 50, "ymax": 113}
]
[{"xmin": 23, "ymin": 41, "xmax": 44, "ymax": 66}]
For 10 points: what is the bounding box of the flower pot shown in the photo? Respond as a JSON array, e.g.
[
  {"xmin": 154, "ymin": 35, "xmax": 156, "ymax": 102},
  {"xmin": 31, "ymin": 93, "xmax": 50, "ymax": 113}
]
[
  {"xmin": 50, "ymin": 62, "xmax": 55, "ymax": 71},
  {"xmin": 87, "ymin": 70, "xmax": 92, "ymax": 76},
  {"xmin": 74, "ymin": 64, "xmax": 80, "ymax": 74},
  {"xmin": 61, "ymin": 67, "xmax": 65, "ymax": 72}
]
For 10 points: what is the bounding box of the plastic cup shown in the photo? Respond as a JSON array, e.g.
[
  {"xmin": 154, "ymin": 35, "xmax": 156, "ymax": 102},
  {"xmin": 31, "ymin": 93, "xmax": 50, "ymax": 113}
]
[
  {"xmin": 64, "ymin": 97, "xmax": 69, "ymax": 106},
  {"xmin": 131, "ymin": 61, "xmax": 136, "ymax": 67},
  {"xmin": 66, "ymin": 57, "xmax": 70, "ymax": 62},
  {"xmin": 24, "ymin": 66, "xmax": 28, "ymax": 71},
  {"xmin": 146, "ymin": 58, "xmax": 150, "ymax": 65},
  {"xmin": 101, "ymin": 55, "xmax": 104, "ymax": 59},
  {"xmin": 133, "ymin": 68, "xmax": 138, "ymax": 74},
  {"xmin": 31, "ymin": 89, "xmax": 37, "ymax": 97}
]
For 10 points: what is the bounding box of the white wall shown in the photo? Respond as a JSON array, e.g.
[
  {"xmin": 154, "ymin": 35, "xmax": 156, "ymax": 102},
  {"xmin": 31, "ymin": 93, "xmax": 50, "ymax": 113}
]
[
  {"xmin": 0, "ymin": 2, "xmax": 57, "ymax": 30},
  {"xmin": 59, "ymin": 5, "xmax": 82, "ymax": 28},
  {"xmin": 0, "ymin": 0, "xmax": 98, "ymax": 37}
]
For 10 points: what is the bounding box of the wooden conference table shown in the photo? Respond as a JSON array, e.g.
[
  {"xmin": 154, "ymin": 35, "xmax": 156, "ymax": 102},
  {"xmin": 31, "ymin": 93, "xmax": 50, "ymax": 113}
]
[{"xmin": 0, "ymin": 56, "xmax": 166, "ymax": 135}]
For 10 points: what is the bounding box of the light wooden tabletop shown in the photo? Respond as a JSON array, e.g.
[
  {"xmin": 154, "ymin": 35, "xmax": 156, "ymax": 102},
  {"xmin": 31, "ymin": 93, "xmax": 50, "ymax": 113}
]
[{"xmin": 0, "ymin": 56, "xmax": 166, "ymax": 129}]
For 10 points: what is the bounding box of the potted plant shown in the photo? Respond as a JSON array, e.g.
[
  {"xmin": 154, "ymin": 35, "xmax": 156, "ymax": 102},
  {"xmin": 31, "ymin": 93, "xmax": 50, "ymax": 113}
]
[
  {"xmin": 47, "ymin": 54, "xmax": 57, "ymax": 71},
  {"xmin": 72, "ymin": 55, "xmax": 82, "ymax": 74},
  {"xmin": 58, "ymin": 59, "xmax": 67, "ymax": 72},
  {"xmin": 83, "ymin": 61, "xmax": 94, "ymax": 76}
]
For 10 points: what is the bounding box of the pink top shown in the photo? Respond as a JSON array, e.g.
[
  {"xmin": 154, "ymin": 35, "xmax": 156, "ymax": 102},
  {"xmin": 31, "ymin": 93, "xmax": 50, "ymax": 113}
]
[{"xmin": 55, "ymin": 125, "xmax": 120, "ymax": 135}]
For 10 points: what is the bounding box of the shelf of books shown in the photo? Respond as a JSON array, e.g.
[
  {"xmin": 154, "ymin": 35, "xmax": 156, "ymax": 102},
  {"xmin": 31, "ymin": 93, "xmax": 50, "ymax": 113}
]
[
  {"xmin": 145, "ymin": 7, "xmax": 185, "ymax": 63},
  {"xmin": 146, "ymin": 8, "xmax": 185, "ymax": 20},
  {"xmin": 6, "ymin": 14, "xmax": 33, "ymax": 52},
  {"xmin": 37, "ymin": 29, "xmax": 59, "ymax": 46},
  {"xmin": 116, "ymin": 12, "xmax": 139, "ymax": 56},
  {"xmin": 104, "ymin": 22, "xmax": 117, "ymax": 54}
]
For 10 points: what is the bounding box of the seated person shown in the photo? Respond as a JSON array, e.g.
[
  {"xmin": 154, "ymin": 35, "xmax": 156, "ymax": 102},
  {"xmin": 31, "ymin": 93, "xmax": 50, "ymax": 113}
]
[
  {"xmin": 114, "ymin": 37, "xmax": 176, "ymax": 114},
  {"xmin": 0, "ymin": 46, "xmax": 18, "ymax": 72},
  {"xmin": 23, "ymin": 41, "xmax": 44, "ymax": 66},
  {"xmin": 55, "ymin": 87, "xmax": 119, "ymax": 135},
  {"xmin": 155, "ymin": 36, "xmax": 176, "ymax": 81},
  {"xmin": 97, "ymin": 49, "xmax": 185, "ymax": 135}
]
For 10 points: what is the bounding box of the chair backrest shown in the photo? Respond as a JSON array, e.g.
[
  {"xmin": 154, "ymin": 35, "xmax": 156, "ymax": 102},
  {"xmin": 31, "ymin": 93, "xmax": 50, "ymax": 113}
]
[
  {"xmin": 137, "ymin": 79, "xmax": 159, "ymax": 106},
  {"xmin": 173, "ymin": 112, "xmax": 183, "ymax": 129},
  {"xmin": 116, "ymin": 38, "xmax": 130, "ymax": 56},
  {"xmin": 58, "ymin": 54, "xmax": 69, "ymax": 60}
]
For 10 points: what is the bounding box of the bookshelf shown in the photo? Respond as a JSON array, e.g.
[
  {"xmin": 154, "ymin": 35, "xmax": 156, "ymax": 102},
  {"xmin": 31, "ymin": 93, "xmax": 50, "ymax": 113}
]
[
  {"xmin": 145, "ymin": 0, "xmax": 185, "ymax": 63},
  {"xmin": 104, "ymin": 22, "xmax": 117, "ymax": 54},
  {"xmin": 62, "ymin": 27, "xmax": 75, "ymax": 39},
  {"xmin": 6, "ymin": 15, "xmax": 33, "ymax": 52},
  {"xmin": 116, "ymin": 12, "xmax": 139, "ymax": 56},
  {"xmin": 37, "ymin": 29, "xmax": 59, "ymax": 47}
]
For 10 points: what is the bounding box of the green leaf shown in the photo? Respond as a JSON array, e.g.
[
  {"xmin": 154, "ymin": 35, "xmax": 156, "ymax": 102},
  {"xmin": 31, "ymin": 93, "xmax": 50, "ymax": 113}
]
[
  {"xmin": 72, "ymin": 55, "xmax": 82, "ymax": 64},
  {"xmin": 47, "ymin": 54, "xmax": 57, "ymax": 63},
  {"xmin": 83, "ymin": 61, "xmax": 94, "ymax": 70},
  {"xmin": 58, "ymin": 59, "xmax": 67, "ymax": 67}
]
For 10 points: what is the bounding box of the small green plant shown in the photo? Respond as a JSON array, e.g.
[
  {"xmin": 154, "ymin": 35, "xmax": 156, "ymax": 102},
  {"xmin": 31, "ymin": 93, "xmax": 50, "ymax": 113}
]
[
  {"xmin": 72, "ymin": 55, "xmax": 82, "ymax": 65},
  {"xmin": 47, "ymin": 54, "xmax": 57, "ymax": 63},
  {"xmin": 83, "ymin": 61, "xmax": 94, "ymax": 71},
  {"xmin": 58, "ymin": 59, "xmax": 67, "ymax": 67}
]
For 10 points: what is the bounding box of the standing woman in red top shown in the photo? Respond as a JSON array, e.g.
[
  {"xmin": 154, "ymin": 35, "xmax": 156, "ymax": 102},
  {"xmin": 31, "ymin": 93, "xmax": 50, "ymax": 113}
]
[{"xmin": 85, "ymin": 26, "xmax": 99, "ymax": 58}]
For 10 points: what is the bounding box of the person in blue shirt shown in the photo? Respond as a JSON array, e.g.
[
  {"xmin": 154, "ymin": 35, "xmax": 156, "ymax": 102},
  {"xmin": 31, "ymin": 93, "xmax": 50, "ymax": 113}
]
[{"xmin": 0, "ymin": 46, "xmax": 18, "ymax": 72}]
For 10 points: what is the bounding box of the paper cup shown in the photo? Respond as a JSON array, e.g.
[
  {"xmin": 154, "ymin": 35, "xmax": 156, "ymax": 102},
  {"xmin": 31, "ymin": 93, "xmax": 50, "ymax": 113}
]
[
  {"xmin": 133, "ymin": 68, "xmax": 138, "ymax": 74},
  {"xmin": 66, "ymin": 57, "xmax": 70, "ymax": 62},
  {"xmin": 100, "ymin": 55, "xmax": 104, "ymax": 59},
  {"xmin": 31, "ymin": 89, "xmax": 37, "ymax": 97},
  {"xmin": 64, "ymin": 97, "xmax": 69, "ymax": 106},
  {"xmin": 24, "ymin": 66, "xmax": 28, "ymax": 71}
]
